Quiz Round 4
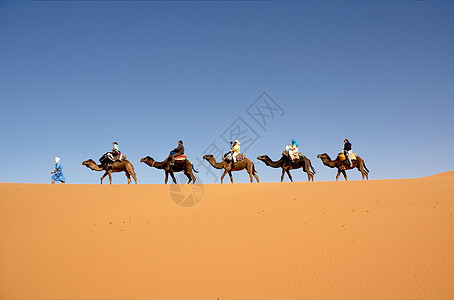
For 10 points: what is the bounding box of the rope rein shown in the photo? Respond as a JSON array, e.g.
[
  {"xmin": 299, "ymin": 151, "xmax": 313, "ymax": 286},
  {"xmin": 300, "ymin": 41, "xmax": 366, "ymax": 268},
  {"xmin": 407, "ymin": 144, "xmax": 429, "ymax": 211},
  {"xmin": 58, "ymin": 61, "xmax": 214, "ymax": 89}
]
[{"xmin": 61, "ymin": 165, "xmax": 83, "ymax": 173}]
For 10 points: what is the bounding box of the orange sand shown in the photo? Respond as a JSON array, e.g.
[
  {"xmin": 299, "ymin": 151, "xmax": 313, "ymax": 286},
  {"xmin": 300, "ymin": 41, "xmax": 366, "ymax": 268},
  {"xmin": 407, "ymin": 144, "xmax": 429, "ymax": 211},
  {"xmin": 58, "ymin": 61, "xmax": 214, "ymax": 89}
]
[{"xmin": 1, "ymin": 172, "xmax": 454, "ymax": 299}]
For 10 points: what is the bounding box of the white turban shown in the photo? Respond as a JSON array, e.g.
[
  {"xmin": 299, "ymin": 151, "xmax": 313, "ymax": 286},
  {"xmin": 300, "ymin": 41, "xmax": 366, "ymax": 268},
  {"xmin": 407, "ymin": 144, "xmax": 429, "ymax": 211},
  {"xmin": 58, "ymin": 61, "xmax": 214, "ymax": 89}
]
[{"xmin": 55, "ymin": 157, "xmax": 60, "ymax": 163}]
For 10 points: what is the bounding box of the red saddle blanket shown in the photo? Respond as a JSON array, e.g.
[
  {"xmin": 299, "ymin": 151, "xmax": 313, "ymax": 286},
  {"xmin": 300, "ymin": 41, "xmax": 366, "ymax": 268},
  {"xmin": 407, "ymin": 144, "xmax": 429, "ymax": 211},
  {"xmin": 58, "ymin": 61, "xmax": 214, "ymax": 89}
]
[{"xmin": 174, "ymin": 155, "xmax": 187, "ymax": 161}]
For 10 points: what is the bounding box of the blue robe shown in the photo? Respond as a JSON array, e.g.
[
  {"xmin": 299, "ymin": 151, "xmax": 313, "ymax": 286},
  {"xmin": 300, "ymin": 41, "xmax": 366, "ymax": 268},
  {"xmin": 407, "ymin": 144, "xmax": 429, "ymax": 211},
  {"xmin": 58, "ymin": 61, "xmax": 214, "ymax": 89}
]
[{"xmin": 52, "ymin": 162, "xmax": 66, "ymax": 182}]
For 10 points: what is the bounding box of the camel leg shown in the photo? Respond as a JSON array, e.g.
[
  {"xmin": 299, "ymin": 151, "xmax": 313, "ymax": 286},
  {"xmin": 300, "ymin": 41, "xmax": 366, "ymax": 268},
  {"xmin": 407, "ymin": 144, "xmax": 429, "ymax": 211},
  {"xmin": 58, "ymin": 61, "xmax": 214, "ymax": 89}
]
[
  {"xmin": 305, "ymin": 169, "xmax": 314, "ymax": 182},
  {"xmin": 126, "ymin": 165, "xmax": 137, "ymax": 184},
  {"xmin": 184, "ymin": 171, "xmax": 192, "ymax": 184},
  {"xmin": 247, "ymin": 164, "xmax": 258, "ymax": 183},
  {"xmin": 303, "ymin": 161, "xmax": 311, "ymax": 181},
  {"xmin": 358, "ymin": 166, "xmax": 365, "ymax": 180},
  {"xmin": 108, "ymin": 171, "xmax": 113, "ymax": 184},
  {"xmin": 165, "ymin": 171, "xmax": 169, "ymax": 184},
  {"xmin": 101, "ymin": 172, "xmax": 109, "ymax": 184},
  {"xmin": 248, "ymin": 171, "xmax": 254, "ymax": 183},
  {"xmin": 169, "ymin": 172, "xmax": 177, "ymax": 184},
  {"xmin": 228, "ymin": 171, "xmax": 233, "ymax": 183},
  {"xmin": 336, "ymin": 170, "xmax": 341, "ymax": 181},
  {"xmin": 125, "ymin": 172, "xmax": 131, "ymax": 184},
  {"xmin": 342, "ymin": 170, "xmax": 348, "ymax": 181},
  {"xmin": 304, "ymin": 170, "xmax": 310, "ymax": 181},
  {"xmin": 185, "ymin": 163, "xmax": 196, "ymax": 184},
  {"xmin": 189, "ymin": 170, "xmax": 196, "ymax": 184},
  {"xmin": 358, "ymin": 163, "xmax": 368, "ymax": 180},
  {"xmin": 220, "ymin": 170, "xmax": 228, "ymax": 184},
  {"xmin": 280, "ymin": 169, "xmax": 285, "ymax": 182},
  {"xmin": 286, "ymin": 170, "xmax": 293, "ymax": 182},
  {"xmin": 253, "ymin": 172, "xmax": 259, "ymax": 183}
]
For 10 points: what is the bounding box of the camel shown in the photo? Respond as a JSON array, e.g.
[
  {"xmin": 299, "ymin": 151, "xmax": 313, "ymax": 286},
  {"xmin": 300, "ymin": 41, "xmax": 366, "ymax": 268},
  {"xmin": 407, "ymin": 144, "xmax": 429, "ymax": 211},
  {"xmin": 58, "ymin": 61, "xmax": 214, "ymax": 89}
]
[
  {"xmin": 317, "ymin": 153, "xmax": 369, "ymax": 181},
  {"xmin": 202, "ymin": 154, "xmax": 259, "ymax": 183},
  {"xmin": 257, "ymin": 155, "xmax": 316, "ymax": 182},
  {"xmin": 82, "ymin": 159, "xmax": 137, "ymax": 184},
  {"xmin": 140, "ymin": 156, "xmax": 198, "ymax": 184}
]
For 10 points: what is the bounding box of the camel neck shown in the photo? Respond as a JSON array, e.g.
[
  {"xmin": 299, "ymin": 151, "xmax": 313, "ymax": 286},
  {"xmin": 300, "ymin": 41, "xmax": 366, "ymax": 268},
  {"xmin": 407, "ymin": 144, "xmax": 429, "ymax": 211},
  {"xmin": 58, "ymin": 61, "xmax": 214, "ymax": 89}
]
[
  {"xmin": 88, "ymin": 162, "xmax": 104, "ymax": 171},
  {"xmin": 152, "ymin": 159, "xmax": 167, "ymax": 169},
  {"xmin": 265, "ymin": 157, "xmax": 282, "ymax": 168},
  {"xmin": 208, "ymin": 158, "xmax": 224, "ymax": 169},
  {"xmin": 321, "ymin": 157, "xmax": 336, "ymax": 168}
]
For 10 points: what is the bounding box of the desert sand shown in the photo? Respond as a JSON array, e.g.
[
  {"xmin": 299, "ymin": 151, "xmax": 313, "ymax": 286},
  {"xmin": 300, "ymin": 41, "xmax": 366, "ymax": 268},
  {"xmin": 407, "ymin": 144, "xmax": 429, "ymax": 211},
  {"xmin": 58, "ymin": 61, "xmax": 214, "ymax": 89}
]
[{"xmin": 1, "ymin": 172, "xmax": 453, "ymax": 299}]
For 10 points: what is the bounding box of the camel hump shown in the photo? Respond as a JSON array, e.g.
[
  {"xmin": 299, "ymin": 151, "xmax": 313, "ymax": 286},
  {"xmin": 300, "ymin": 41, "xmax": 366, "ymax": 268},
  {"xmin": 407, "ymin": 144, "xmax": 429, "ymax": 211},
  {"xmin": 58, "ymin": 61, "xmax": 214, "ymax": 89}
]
[
  {"xmin": 297, "ymin": 152, "xmax": 307, "ymax": 159},
  {"xmin": 236, "ymin": 154, "xmax": 246, "ymax": 162}
]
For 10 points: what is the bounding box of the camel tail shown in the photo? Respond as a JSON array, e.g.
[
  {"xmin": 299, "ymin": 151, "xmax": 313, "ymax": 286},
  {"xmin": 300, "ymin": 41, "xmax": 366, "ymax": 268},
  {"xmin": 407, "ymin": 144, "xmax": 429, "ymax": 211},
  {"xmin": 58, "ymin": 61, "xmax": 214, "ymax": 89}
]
[
  {"xmin": 364, "ymin": 162, "xmax": 369, "ymax": 173},
  {"xmin": 192, "ymin": 163, "xmax": 199, "ymax": 173},
  {"xmin": 253, "ymin": 164, "xmax": 258, "ymax": 174}
]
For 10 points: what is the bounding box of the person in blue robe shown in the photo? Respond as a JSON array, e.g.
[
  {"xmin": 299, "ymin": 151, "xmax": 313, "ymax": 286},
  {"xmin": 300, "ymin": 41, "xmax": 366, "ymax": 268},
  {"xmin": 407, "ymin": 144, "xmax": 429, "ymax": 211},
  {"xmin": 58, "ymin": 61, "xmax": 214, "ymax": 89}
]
[{"xmin": 51, "ymin": 157, "xmax": 66, "ymax": 184}]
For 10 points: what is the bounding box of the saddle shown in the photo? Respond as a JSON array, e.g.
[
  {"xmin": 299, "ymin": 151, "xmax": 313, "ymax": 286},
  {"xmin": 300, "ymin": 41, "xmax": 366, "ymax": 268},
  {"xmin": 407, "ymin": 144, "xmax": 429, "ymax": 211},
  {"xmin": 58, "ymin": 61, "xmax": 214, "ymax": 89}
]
[
  {"xmin": 282, "ymin": 151, "xmax": 306, "ymax": 160},
  {"xmin": 223, "ymin": 153, "xmax": 246, "ymax": 162},
  {"xmin": 99, "ymin": 152, "xmax": 125, "ymax": 165},
  {"xmin": 99, "ymin": 153, "xmax": 113, "ymax": 165},
  {"xmin": 174, "ymin": 154, "xmax": 187, "ymax": 161},
  {"xmin": 338, "ymin": 152, "xmax": 357, "ymax": 162}
]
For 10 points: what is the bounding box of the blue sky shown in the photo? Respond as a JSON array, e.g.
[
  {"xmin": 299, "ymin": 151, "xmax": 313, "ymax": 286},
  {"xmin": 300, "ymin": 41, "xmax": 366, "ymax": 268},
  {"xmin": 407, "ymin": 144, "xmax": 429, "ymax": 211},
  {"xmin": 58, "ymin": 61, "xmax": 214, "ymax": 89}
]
[{"xmin": 1, "ymin": 0, "xmax": 453, "ymax": 184}]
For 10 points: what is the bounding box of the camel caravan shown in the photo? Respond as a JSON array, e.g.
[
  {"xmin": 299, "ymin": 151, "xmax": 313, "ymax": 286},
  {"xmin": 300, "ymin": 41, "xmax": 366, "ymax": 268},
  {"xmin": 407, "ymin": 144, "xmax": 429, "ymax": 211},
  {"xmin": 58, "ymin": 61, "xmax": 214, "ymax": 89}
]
[{"xmin": 79, "ymin": 139, "xmax": 369, "ymax": 184}]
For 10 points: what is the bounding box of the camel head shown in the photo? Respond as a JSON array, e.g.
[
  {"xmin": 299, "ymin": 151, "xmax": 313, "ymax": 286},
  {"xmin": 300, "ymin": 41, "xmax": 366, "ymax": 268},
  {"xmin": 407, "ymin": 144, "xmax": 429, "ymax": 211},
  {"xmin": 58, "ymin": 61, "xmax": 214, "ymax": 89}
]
[
  {"xmin": 140, "ymin": 156, "xmax": 152, "ymax": 162},
  {"xmin": 140, "ymin": 156, "xmax": 155, "ymax": 165},
  {"xmin": 317, "ymin": 153, "xmax": 329, "ymax": 159},
  {"xmin": 82, "ymin": 159, "xmax": 96, "ymax": 166},
  {"xmin": 317, "ymin": 153, "xmax": 335, "ymax": 163},
  {"xmin": 82, "ymin": 159, "xmax": 104, "ymax": 171},
  {"xmin": 202, "ymin": 154, "xmax": 214, "ymax": 161},
  {"xmin": 257, "ymin": 155, "xmax": 270, "ymax": 162}
]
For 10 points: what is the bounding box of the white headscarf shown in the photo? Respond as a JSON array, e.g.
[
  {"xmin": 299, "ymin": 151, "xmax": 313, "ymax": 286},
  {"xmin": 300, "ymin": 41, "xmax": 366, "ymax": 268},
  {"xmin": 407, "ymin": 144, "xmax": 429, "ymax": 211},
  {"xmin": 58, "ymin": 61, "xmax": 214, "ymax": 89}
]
[{"xmin": 55, "ymin": 157, "xmax": 60, "ymax": 163}]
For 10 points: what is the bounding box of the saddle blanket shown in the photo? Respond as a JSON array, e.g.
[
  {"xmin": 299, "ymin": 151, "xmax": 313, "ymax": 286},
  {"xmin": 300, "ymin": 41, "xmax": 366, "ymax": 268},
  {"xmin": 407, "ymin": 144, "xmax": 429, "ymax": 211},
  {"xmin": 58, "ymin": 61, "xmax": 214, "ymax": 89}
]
[{"xmin": 174, "ymin": 155, "xmax": 187, "ymax": 161}]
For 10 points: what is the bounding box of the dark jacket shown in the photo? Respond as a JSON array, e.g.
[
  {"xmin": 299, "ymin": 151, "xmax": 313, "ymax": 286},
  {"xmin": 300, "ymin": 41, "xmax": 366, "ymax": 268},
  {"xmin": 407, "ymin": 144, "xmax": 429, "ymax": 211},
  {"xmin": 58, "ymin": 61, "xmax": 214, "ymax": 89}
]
[
  {"xmin": 343, "ymin": 142, "xmax": 352, "ymax": 151},
  {"xmin": 172, "ymin": 144, "xmax": 185, "ymax": 156}
]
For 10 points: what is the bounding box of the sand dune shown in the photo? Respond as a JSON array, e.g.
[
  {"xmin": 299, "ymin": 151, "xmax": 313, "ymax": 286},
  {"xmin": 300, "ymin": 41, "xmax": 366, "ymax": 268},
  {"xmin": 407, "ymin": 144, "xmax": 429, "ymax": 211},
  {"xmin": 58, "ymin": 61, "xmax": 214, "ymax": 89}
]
[{"xmin": 1, "ymin": 173, "xmax": 453, "ymax": 299}]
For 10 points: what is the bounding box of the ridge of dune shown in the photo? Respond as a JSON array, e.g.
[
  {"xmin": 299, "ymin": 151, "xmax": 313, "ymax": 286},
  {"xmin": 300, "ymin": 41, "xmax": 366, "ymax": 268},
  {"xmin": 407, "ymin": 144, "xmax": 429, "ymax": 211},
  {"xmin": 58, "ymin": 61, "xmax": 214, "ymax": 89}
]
[
  {"xmin": 1, "ymin": 173, "xmax": 453, "ymax": 299},
  {"xmin": 425, "ymin": 170, "xmax": 454, "ymax": 178}
]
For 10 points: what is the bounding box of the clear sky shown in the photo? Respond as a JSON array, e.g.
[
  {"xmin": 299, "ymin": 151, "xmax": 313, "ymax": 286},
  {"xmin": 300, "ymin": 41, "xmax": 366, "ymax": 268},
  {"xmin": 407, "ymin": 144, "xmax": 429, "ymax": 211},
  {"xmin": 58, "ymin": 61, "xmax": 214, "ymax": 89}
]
[{"xmin": 1, "ymin": 0, "xmax": 453, "ymax": 184}]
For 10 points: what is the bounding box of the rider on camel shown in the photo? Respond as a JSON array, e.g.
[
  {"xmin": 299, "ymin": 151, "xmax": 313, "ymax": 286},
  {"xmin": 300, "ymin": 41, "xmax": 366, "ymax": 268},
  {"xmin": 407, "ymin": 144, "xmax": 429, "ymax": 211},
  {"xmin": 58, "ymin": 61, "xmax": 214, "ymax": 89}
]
[
  {"xmin": 170, "ymin": 140, "xmax": 185, "ymax": 166},
  {"xmin": 343, "ymin": 139, "xmax": 352, "ymax": 167},
  {"xmin": 285, "ymin": 139, "xmax": 299, "ymax": 162}
]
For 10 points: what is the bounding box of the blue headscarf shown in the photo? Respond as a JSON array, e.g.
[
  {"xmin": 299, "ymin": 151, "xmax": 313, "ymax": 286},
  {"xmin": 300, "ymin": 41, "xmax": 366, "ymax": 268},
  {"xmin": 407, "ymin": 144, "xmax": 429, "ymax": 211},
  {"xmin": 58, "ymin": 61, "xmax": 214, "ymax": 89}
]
[{"xmin": 292, "ymin": 139, "xmax": 299, "ymax": 147}]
